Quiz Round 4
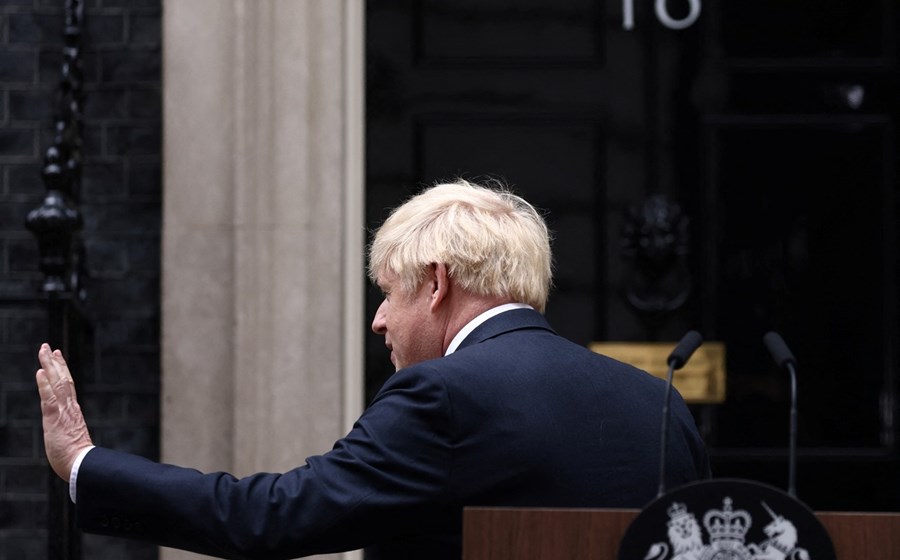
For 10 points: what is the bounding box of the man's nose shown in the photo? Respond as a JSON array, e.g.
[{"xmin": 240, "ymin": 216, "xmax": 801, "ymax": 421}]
[{"xmin": 371, "ymin": 300, "xmax": 387, "ymax": 335}]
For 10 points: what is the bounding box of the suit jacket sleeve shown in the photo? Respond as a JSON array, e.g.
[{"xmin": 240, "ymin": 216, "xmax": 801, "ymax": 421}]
[{"xmin": 75, "ymin": 364, "xmax": 455, "ymax": 560}]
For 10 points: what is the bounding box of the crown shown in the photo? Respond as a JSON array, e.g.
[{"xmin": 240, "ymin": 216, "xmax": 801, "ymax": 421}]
[{"xmin": 702, "ymin": 497, "xmax": 751, "ymax": 544}]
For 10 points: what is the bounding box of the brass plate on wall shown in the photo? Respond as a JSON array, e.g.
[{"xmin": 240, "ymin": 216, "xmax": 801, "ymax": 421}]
[{"xmin": 588, "ymin": 341, "xmax": 726, "ymax": 404}]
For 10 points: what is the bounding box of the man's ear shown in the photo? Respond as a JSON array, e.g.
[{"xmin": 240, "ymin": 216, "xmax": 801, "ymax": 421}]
[{"xmin": 429, "ymin": 262, "xmax": 450, "ymax": 312}]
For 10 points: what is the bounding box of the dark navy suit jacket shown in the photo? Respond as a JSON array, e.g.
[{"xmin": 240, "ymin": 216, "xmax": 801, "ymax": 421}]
[{"xmin": 75, "ymin": 309, "xmax": 710, "ymax": 559}]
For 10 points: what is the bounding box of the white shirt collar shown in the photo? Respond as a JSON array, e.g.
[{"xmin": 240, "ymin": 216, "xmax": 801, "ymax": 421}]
[{"xmin": 445, "ymin": 303, "xmax": 533, "ymax": 356}]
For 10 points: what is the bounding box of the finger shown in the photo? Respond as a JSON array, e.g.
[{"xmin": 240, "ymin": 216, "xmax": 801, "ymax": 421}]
[
  {"xmin": 36, "ymin": 369, "xmax": 51, "ymax": 401},
  {"xmin": 36, "ymin": 369, "xmax": 60, "ymax": 421},
  {"xmin": 51, "ymin": 349, "xmax": 77, "ymax": 397},
  {"xmin": 37, "ymin": 344, "xmax": 72, "ymax": 390},
  {"xmin": 37, "ymin": 346, "xmax": 80, "ymax": 418},
  {"xmin": 40, "ymin": 346, "xmax": 77, "ymax": 402},
  {"xmin": 38, "ymin": 344, "xmax": 59, "ymax": 386}
]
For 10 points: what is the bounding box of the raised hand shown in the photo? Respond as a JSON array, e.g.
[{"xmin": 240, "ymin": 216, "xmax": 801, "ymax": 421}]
[{"xmin": 35, "ymin": 343, "xmax": 94, "ymax": 481}]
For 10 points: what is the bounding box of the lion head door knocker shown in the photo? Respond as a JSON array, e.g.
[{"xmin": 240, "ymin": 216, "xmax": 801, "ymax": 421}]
[{"xmin": 620, "ymin": 194, "xmax": 692, "ymax": 328}]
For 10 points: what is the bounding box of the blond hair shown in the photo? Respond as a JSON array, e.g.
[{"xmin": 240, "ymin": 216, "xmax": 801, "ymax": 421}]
[{"xmin": 368, "ymin": 179, "xmax": 553, "ymax": 312}]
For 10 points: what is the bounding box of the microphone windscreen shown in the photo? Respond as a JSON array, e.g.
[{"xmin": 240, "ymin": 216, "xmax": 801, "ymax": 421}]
[
  {"xmin": 667, "ymin": 330, "xmax": 703, "ymax": 369},
  {"xmin": 764, "ymin": 331, "xmax": 797, "ymax": 369}
]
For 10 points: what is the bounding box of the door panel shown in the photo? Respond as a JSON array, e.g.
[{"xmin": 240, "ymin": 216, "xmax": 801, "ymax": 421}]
[{"xmin": 703, "ymin": 120, "xmax": 893, "ymax": 451}]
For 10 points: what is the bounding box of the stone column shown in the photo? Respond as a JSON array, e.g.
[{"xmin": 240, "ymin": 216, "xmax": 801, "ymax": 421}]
[{"xmin": 161, "ymin": 1, "xmax": 364, "ymax": 559}]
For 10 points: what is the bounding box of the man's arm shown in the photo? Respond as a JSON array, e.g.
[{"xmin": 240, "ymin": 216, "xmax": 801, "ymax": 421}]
[
  {"xmin": 35, "ymin": 343, "xmax": 95, "ymax": 481},
  {"xmin": 34, "ymin": 346, "xmax": 457, "ymax": 558}
]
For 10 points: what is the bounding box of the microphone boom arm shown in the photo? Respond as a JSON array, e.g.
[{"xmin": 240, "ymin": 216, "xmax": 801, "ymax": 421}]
[{"xmin": 657, "ymin": 330, "xmax": 703, "ymax": 497}]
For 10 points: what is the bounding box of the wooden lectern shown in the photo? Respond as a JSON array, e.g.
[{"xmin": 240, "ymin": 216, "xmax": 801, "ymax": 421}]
[{"xmin": 463, "ymin": 507, "xmax": 900, "ymax": 559}]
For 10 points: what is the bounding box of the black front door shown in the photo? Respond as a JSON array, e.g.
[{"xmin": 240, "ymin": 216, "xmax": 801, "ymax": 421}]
[{"xmin": 365, "ymin": 0, "xmax": 900, "ymax": 512}]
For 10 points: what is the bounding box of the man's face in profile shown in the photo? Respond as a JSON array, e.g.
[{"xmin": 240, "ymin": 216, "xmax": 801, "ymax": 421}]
[{"xmin": 371, "ymin": 269, "xmax": 444, "ymax": 371}]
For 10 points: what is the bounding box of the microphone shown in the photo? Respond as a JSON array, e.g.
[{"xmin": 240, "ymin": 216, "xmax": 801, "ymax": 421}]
[
  {"xmin": 763, "ymin": 331, "xmax": 799, "ymax": 498},
  {"xmin": 657, "ymin": 330, "xmax": 704, "ymax": 497},
  {"xmin": 667, "ymin": 330, "xmax": 704, "ymax": 369}
]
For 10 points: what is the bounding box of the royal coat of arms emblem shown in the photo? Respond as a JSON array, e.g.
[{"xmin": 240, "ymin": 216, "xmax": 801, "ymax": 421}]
[
  {"xmin": 645, "ymin": 498, "xmax": 809, "ymax": 560},
  {"xmin": 617, "ymin": 479, "xmax": 835, "ymax": 560}
]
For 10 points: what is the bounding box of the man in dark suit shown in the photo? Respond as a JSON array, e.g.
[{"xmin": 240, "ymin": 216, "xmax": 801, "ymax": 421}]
[{"xmin": 36, "ymin": 179, "xmax": 709, "ymax": 559}]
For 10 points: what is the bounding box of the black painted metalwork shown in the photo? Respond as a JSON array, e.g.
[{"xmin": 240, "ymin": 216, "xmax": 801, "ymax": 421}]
[
  {"xmin": 620, "ymin": 194, "xmax": 692, "ymax": 337},
  {"xmin": 26, "ymin": 0, "xmax": 86, "ymax": 300},
  {"xmin": 24, "ymin": 1, "xmax": 87, "ymax": 559}
]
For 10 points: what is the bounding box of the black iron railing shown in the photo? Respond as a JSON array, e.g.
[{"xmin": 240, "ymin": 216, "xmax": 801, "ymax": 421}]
[{"xmin": 25, "ymin": 1, "xmax": 89, "ymax": 559}]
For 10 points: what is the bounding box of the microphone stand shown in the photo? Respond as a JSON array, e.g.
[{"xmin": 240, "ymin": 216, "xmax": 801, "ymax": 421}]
[
  {"xmin": 657, "ymin": 360, "xmax": 677, "ymax": 498},
  {"xmin": 657, "ymin": 330, "xmax": 703, "ymax": 498},
  {"xmin": 787, "ymin": 360, "xmax": 797, "ymax": 497},
  {"xmin": 763, "ymin": 330, "xmax": 799, "ymax": 499}
]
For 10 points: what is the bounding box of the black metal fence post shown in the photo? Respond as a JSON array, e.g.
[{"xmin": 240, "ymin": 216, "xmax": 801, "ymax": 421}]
[{"xmin": 24, "ymin": 1, "xmax": 88, "ymax": 558}]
